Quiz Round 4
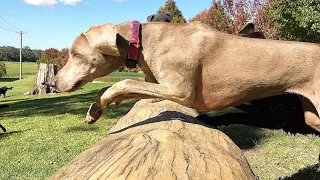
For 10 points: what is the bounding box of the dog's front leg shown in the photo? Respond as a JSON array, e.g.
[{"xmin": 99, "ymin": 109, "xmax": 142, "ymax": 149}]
[{"xmin": 85, "ymin": 79, "xmax": 195, "ymax": 124}]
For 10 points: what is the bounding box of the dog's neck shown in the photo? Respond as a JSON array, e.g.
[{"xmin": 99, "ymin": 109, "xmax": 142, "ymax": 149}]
[
  {"xmin": 116, "ymin": 22, "xmax": 139, "ymax": 66},
  {"xmin": 116, "ymin": 22, "xmax": 145, "ymax": 66},
  {"xmin": 115, "ymin": 22, "xmax": 157, "ymax": 82}
]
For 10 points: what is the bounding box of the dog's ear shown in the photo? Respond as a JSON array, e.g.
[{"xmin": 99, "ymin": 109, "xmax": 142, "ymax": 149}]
[
  {"xmin": 166, "ymin": 12, "xmax": 173, "ymax": 22},
  {"xmin": 147, "ymin": 14, "xmax": 155, "ymax": 22},
  {"xmin": 83, "ymin": 23, "xmax": 120, "ymax": 57},
  {"xmin": 238, "ymin": 23, "xmax": 255, "ymax": 35}
]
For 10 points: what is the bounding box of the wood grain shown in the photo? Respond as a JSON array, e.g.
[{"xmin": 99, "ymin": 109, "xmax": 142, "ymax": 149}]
[{"xmin": 50, "ymin": 99, "xmax": 255, "ymax": 180}]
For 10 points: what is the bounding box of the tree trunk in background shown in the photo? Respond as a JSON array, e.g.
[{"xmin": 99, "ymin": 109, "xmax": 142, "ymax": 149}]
[
  {"xmin": 50, "ymin": 99, "xmax": 256, "ymax": 180},
  {"xmin": 24, "ymin": 63, "xmax": 57, "ymax": 96}
]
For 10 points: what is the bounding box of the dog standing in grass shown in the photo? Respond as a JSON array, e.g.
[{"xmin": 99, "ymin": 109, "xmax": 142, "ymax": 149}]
[{"xmin": 0, "ymin": 86, "xmax": 13, "ymax": 98}]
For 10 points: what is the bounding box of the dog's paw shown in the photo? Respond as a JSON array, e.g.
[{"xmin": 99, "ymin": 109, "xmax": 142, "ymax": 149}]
[{"xmin": 85, "ymin": 103, "xmax": 103, "ymax": 124}]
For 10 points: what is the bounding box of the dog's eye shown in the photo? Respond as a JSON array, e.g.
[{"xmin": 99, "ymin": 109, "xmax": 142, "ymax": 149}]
[{"xmin": 72, "ymin": 52, "xmax": 79, "ymax": 57}]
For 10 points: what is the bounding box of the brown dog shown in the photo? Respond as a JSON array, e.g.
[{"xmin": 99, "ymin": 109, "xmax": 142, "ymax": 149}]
[
  {"xmin": 197, "ymin": 23, "xmax": 315, "ymax": 134},
  {"xmin": 53, "ymin": 21, "xmax": 320, "ymax": 132}
]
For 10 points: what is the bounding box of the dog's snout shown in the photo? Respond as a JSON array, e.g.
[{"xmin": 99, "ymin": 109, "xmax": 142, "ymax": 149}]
[
  {"xmin": 50, "ymin": 78, "xmax": 56, "ymax": 87},
  {"xmin": 49, "ymin": 78, "xmax": 60, "ymax": 93}
]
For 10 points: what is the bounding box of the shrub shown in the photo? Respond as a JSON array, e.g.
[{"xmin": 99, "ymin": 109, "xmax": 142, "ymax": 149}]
[
  {"xmin": 267, "ymin": 0, "xmax": 320, "ymax": 43},
  {"xmin": 190, "ymin": 0, "xmax": 277, "ymax": 38},
  {"xmin": 0, "ymin": 62, "xmax": 7, "ymax": 77},
  {"xmin": 36, "ymin": 56, "xmax": 53, "ymax": 67}
]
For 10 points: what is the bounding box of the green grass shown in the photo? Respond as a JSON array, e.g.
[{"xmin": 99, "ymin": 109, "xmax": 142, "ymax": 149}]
[
  {"xmin": 95, "ymin": 71, "xmax": 145, "ymax": 82},
  {"xmin": 0, "ymin": 61, "xmax": 320, "ymax": 179},
  {"xmin": 0, "ymin": 75, "xmax": 136, "ymax": 179},
  {"xmin": 3, "ymin": 61, "xmax": 38, "ymax": 78},
  {"xmin": 219, "ymin": 125, "xmax": 320, "ymax": 179}
]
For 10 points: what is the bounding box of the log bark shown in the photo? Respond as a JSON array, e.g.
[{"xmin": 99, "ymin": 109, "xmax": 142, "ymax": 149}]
[
  {"xmin": 24, "ymin": 63, "xmax": 57, "ymax": 96},
  {"xmin": 50, "ymin": 99, "xmax": 256, "ymax": 180}
]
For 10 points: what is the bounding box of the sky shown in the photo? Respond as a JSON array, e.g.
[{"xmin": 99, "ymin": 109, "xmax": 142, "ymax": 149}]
[{"xmin": 0, "ymin": 0, "xmax": 212, "ymax": 50}]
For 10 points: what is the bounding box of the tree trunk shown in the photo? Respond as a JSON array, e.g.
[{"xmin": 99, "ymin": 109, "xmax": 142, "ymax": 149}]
[
  {"xmin": 50, "ymin": 99, "xmax": 256, "ymax": 180},
  {"xmin": 24, "ymin": 63, "xmax": 57, "ymax": 96}
]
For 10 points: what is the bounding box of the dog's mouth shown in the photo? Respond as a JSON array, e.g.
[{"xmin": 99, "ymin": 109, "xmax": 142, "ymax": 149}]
[{"xmin": 69, "ymin": 79, "xmax": 87, "ymax": 92}]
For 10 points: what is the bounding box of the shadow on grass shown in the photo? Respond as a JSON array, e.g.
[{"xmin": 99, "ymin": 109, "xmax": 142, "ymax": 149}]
[
  {"xmin": 217, "ymin": 124, "xmax": 263, "ymax": 150},
  {"xmin": 0, "ymin": 89, "xmax": 135, "ymax": 120},
  {"xmin": 280, "ymin": 162, "xmax": 320, "ymax": 180},
  {"xmin": 0, "ymin": 98, "xmax": 29, "ymax": 103},
  {"xmin": 65, "ymin": 125, "xmax": 100, "ymax": 133},
  {"xmin": 0, "ymin": 130, "xmax": 24, "ymax": 140},
  {"xmin": 0, "ymin": 78, "xmax": 20, "ymax": 82},
  {"xmin": 197, "ymin": 95, "xmax": 319, "ymax": 136}
]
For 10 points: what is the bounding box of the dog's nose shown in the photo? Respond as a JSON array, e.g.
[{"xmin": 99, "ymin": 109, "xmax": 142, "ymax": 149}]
[
  {"xmin": 50, "ymin": 78, "xmax": 56, "ymax": 87},
  {"xmin": 49, "ymin": 78, "xmax": 61, "ymax": 93}
]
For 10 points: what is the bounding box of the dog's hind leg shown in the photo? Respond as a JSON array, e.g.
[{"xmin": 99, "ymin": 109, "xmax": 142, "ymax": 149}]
[{"xmin": 299, "ymin": 96, "xmax": 320, "ymax": 132}]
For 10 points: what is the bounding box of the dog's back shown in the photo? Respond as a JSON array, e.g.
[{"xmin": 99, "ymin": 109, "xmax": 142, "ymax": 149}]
[{"xmin": 141, "ymin": 22, "xmax": 320, "ymax": 110}]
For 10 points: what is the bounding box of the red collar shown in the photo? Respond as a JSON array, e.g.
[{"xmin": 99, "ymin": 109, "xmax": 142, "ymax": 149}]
[{"xmin": 126, "ymin": 21, "xmax": 141, "ymax": 68}]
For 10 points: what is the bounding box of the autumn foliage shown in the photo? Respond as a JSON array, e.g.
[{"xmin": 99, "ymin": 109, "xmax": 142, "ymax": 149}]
[
  {"xmin": 190, "ymin": 0, "xmax": 277, "ymax": 38},
  {"xmin": 37, "ymin": 48, "xmax": 69, "ymax": 70}
]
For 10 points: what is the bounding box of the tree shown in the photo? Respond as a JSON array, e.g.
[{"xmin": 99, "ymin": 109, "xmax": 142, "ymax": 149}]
[
  {"xmin": 55, "ymin": 48, "xmax": 69, "ymax": 70},
  {"xmin": 0, "ymin": 62, "xmax": 6, "ymax": 77},
  {"xmin": 267, "ymin": 0, "xmax": 320, "ymax": 43},
  {"xmin": 206, "ymin": 1, "xmax": 232, "ymax": 33},
  {"xmin": 39, "ymin": 48, "xmax": 69, "ymax": 70},
  {"xmin": 36, "ymin": 56, "xmax": 53, "ymax": 66},
  {"xmin": 42, "ymin": 48, "xmax": 59, "ymax": 60},
  {"xmin": 190, "ymin": 0, "xmax": 277, "ymax": 38},
  {"xmin": 0, "ymin": 46, "xmax": 43, "ymax": 62},
  {"xmin": 157, "ymin": 0, "xmax": 186, "ymax": 23}
]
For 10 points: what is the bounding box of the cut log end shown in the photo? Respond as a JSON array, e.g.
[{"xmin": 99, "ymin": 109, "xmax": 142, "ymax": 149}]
[
  {"xmin": 24, "ymin": 63, "xmax": 58, "ymax": 96},
  {"xmin": 50, "ymin": 99, "xmax": 255, "ymax": 180}
]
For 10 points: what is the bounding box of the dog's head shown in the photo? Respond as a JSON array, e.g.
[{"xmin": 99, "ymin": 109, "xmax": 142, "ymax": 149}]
[
  {"xmin": 53, "ymin": 23, "xmax": 124, "ymax": 92},
  {"xmin": 238, "ymin": 23, "xmax": 266, "ymax": 39},
  {"xmin": 147, "ymin": 12, "xmax": 173, "ymax": 23}
]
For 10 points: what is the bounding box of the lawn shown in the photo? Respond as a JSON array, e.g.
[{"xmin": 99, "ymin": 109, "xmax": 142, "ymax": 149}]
[
  {"xmin": 0, "ymin": 61, "xmax": 320, "ymax": 179},
  {"xmin": 3, "ymin": 61, "xmax": 38, "ymax": 78}
]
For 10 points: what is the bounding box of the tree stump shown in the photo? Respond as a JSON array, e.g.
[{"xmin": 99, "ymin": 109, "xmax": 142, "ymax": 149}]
[
  {"xmin": 24, "ymin": 63, "xmax": 58, "ymax": 96},
  {"xmin": 50, "ymin": 99, "xmax": 256, "ymax": 180}
]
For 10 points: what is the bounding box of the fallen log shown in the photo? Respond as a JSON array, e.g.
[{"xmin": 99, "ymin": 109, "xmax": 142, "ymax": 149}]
[{"xmin": 50, "ymin": 99, "xmax": 255, "ymax": 180}]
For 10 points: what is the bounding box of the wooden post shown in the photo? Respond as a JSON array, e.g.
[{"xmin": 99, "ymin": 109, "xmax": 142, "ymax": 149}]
[
  {"xmin": 50, "ymin": 99, "xmax": 256, "ymax": 180},
  {"xmin": 19, "ymin": 31, "xmax": 22, "ymax": 80}
]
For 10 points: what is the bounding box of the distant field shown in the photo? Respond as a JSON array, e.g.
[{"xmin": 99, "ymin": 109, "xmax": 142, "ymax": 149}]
[
  {"xmin": 2, "ymin": 61, "xmax": 38, "ymax": 78},
  {"xmin": 1, "ymin": 61, "xmax": 145, "ymax": 82}
]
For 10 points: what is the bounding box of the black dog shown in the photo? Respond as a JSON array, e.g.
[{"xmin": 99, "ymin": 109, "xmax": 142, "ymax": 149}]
[
  {"xmin": 0, "ymin": 104, "xmax": 9, "ymax": 132},
  {"xmin": 0, "ymin": 86, "xmax": 13, "ymax": 98},
  {"xmin": 0, "ymin": 124, "xmax": 6, "ymax": 132},
  {"xmin": 147, "ymin": 12, "xmax": 173, "ymax": 23}
]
